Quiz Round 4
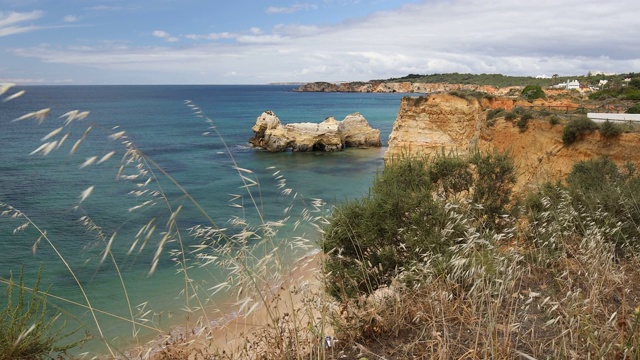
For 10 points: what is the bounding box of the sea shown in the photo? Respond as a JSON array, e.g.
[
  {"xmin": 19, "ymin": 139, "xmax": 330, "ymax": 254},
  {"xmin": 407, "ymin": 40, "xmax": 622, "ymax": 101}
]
[{"xmin": 0, "ymin": 85, "xmax": 406, "ymax": 355}]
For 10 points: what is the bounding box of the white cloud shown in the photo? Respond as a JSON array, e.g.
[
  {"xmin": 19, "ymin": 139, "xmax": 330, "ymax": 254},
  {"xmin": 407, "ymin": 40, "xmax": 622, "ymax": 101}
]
[
  {"xmin": 0, "ymin": 10, "xmax": 43, "ymax": 37},
  {"xmin": 7, "ymin": 0, "xmax": 640, "ymax": 84},
  {"xmin": 266, "ymin": 3, "xmax": 318, "ymax": 14},
  {"xmin": 63, "ymin": 15, "xmax": 78, "ymax": 23},
  {"xmin": 185, "ymin": 32, "xmax": 235, "ymax": 40},
  {"xmin": 152, "ymin": 30, "xmax": 178, "ymax": 42},
  {"xmin": 85, "ymin": 5, "xmax": 124, "ymax": 11}
]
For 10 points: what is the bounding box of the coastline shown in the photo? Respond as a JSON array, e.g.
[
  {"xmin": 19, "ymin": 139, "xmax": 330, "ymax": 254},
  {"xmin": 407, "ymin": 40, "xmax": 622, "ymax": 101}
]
[{"xmin": 125, "ymin": 251, "xmax": 326, "ymax": 359}]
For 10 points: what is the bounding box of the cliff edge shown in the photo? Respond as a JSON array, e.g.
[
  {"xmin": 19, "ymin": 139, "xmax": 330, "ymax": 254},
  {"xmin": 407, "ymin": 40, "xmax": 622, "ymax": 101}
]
[{"xmin": 386, "ymin": 94, "xmax": 640, "ymax": 192}]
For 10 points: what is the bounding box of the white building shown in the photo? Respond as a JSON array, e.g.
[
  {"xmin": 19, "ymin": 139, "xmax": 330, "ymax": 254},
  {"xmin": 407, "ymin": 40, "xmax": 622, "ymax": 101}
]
[{"xmin": 552, "ymin": 79, "xmax": 580, "ymax": 90}]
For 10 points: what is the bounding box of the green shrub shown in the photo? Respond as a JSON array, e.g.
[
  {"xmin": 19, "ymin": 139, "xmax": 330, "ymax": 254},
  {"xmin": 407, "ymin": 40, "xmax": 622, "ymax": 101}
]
[
  {"xmin": 504, "ymin": 112, "xmax": 517, "ymax": 121},
  {"xmin": 562, "ymin": 116, "xmax": 599, "ymax": 145},
  {"xmin": 599, "ymin": 120, "xmax": 623, "ymax": 138},
  {"xmin": 323, "ymin": 151, "xmax": 517, "ymax": 299},
  {"xmin": 428, "ymin": 153, "xmax": 473, "ymax": 199},
  {"xmin": 469, "ymin": 150, "xmax": 516, "ymax": 223},
  {"xmin": 521, "ymin": 85, "xmax": 546, "ymax": 101},
  {"xmin": 627, "ymin": 103, "xmax": 640, "ymax": 114},
  {"xmin": 0, "ymin": 268, "xmax": 82, "ymax": 359},
  {"xmin": 625, "ymin": 89, "xmax": 640, "ymax": 101},
  {"xmin": 323, "ymin": 156, "xmax": 448, "ymax": 299},
  {"xmin": 512, "ymin": 106, "xmax": 527, "ymax": 115},
  {"xmin": 566, "ymin": 157, "xmax": 640, "ymax": 252},
  {"xmin": 539, "ymin": 109, "xmax": 551, "ymax": 117},
  {"xmin": 526, "ymin": 157, "xmax": 640, "ymax": 254},
  {"xmin": 549, "ymin": 115, "xmax": 561, "ymax": 125},
  {"xmin": 517, "ymin": 113, "xmax": 533, "ymax": 131},
  {"xmin": 486, "ymin": 107, "xmax": 506, "ymax": 121}
]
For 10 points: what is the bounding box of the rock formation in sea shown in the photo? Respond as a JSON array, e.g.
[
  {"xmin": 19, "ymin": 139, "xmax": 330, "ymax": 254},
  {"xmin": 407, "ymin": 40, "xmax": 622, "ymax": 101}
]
[{"xmin": 249, "ymin": 111, "xmax": 381, "ymax": 152}]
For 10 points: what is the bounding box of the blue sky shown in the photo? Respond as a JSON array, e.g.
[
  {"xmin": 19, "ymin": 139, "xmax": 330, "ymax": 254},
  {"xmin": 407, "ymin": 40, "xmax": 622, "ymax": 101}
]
[{"xmin": 1, "ymin": 0, "xmax": 639, "ymax": 84}]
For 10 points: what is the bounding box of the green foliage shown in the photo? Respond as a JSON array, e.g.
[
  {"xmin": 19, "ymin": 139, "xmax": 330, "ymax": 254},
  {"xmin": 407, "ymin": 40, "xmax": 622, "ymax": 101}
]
[
  {"xmin": 323, "ymin": 156, "xmax": 448, "ymax": 299},
  {"xmin": 539, "ymin": 109, "xmax": 552, "ymax": 117},
  {"xmin": 504, "ymin": 112, "xmax": 517, "ymax": 121},
  {"xmin": 529, "ymin": 157, "xmax": 640, "ymax": 253},
  {"xmin": 588, "ymin": 75, "xmax": 640, "ymax": 100},
  {"xmin": 323, "ymin": 151, "xmax": 517, "ymax": 299},
  {"xmin": 469, "ymin": 150, "xmax": 517, "ymax": 222},
  {"xmin": 449, "ymin": 90, "xmax": 490, "ymax": 101},
  {"xmin": 624, "ymin": 89, "xmax": 640, "ymax": 101},
  {"xmin": 486, "ymin": 107, "xmax": 506, "ymax": 121},
  {"xmin": 428, "ymin": 153, "xmax": 473, "ymax": 199},
  {"xmin": 549, "ymin": 115, "xmax": 561, "ymax": 125},
  {"xmin": 627, "ymin": 103, "xmax": 640, "ymax": 114},
  {"xmin": 512, "ymin": 106, "xmax": 527, "ymax": 115},
  {"xmin": 599, "ymin": 120, "xmax": 623, "ymax": 138},
  {"xmin": 562, "ymin": 116, "xmax": 599, "ymax": 145},
  {"xmin": 517, "ymin": 113, "xmax": 533, "ymax": 131},
  {"xmin": 567, "ymin": 160, "xmax": 640, "ymax": 250},
  {"xmin": 0, "ymin": 268, "xmax": 81, "ymax": 359},
  {"xmin": 521, "ymin": 85, "xmax": 546, "ymax": 101}
]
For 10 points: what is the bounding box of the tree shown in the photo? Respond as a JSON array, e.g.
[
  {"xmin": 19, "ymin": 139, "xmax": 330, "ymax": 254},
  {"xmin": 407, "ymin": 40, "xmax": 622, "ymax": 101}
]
[{"xmin": 521, "ymin": 85, "xmax": 546, "ymax": 101}]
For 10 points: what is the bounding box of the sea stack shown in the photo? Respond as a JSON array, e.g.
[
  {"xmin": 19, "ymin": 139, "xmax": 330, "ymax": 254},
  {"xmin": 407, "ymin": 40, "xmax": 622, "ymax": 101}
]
[{"xmin": 249, "ymin": 111, "xmax": 381, "ymax": 152}]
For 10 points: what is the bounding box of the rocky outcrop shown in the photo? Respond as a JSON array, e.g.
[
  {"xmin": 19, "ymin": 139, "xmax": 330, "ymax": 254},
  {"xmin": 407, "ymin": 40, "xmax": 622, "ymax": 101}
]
[
  {"xmin": 385, "ymin": 93, "xmax": 640, "ymax": 193},
  {"xmin": 385, "ymin": 94, "xmax": 484, "ymax": 160},
  {"xmin": 250, "ymin": 111, "xmax": 381, "ymax": 152}
]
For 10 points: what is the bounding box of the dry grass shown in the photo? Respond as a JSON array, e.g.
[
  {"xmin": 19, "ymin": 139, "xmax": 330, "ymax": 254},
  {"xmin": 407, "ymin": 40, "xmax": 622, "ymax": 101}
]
[{"xmin": 321, "ymin": 189, "xmax": 640, "ymax": 360}]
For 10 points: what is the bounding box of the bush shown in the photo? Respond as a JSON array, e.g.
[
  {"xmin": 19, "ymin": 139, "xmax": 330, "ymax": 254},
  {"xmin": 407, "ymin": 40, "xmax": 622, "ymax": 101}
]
[
  {"xmin": 486, "ymin": 107, "xmax": 505, "ymax": 121},
  {"xmin": 469, "ymin": 150, "xmax": 516, "ymax": 223},
  {"xmin": 512, "ymin": 106, "xmax": 527, "ymax": 115},
  {"xmin": 627, "ymin": 103, "xmax": 640, "ymax": 114},
  {"xmin": 565, "ymin": 157, "xmax": 640, "ymax": 252},
  {"xmin": 521, "ymin": 85, "xmax": 546, "ymax": 101},
  {"xmin": 539, "ymin": 109, "xmax": 551, "ymax": 117},
  {"xmin": 549, "ymin": 115, "xmax": 561, "ymax": 125},
  {"xmin": 599, "ymin": 120, "xmax": 623, "ymax": 138},
  {"xmin": 323, "ymin": 151, "xmax": 517, "ymax": 299},
  {"xmin": 624, "ymin": 89, "xmax": 640, "ymax": 101},
  {"xmin": 0, "ymin": 268, "xmax": 82, "ymax": 359},
  {"xmin": 428, "ymin": 153, "xmax": 473, "ymax": 199},
  {"xmin": 323, "ymin": 156, "xmax": 448, "ymax": 299},
  {"xmin": 517, "ymin": 113, "xmax": 533, "ymax": 131},
  {"xmin": 562, "ymin": 116, "xmax": 599, "ymax": 145},
  {"xmin": 504, "ymin": 112, "xmax": 517, "ymax": 121}
]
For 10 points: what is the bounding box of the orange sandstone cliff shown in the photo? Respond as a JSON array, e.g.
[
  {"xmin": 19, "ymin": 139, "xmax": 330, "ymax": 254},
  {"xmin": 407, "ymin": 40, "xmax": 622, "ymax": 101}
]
[{"xmin": 385, "ymin": 94, "xmax": 640, "ymax": 192}]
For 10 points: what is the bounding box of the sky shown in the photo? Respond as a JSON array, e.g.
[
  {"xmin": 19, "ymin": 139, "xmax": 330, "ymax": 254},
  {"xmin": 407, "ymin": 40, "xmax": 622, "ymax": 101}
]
[{"xmin": 0, "ymin": 0, "xmax": 639, "ymax": 85}]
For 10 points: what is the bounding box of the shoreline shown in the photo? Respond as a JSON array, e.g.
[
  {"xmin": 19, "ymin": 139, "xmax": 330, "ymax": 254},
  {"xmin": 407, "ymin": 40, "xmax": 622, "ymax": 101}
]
[{"xmin": 124, "ymin": 251, "xmax": 325, "ymax": 359}]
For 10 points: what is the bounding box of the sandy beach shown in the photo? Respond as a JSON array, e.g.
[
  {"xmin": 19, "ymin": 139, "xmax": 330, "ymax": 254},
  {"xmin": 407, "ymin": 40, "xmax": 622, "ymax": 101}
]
[{"xmin": 125, "ymin": 251, "xmax": 328, "ymax": 359}]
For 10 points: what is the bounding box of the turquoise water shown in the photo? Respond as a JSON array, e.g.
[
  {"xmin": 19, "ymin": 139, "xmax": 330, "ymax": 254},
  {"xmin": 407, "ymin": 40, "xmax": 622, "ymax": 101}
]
[{"xmin": 0, "ymin": 85, "xmax": 405, "ymax": 355}]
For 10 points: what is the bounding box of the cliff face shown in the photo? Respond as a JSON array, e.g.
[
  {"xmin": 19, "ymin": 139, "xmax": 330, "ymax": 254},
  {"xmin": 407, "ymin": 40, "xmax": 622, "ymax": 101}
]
[
  {"xmin": 250, "ymin": 111, "xmax": 381, "ymax": 152},
  {"xmin": 386, "ymin": 94, "xmax": 640, "ymax": 192},
  {"xmin": 385, "ymin": 94, "xmax": 484, "ymax": 160}
]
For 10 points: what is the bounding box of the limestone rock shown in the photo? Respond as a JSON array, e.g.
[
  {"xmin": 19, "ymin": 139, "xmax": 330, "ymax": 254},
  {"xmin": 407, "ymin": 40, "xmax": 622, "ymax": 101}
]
[
  {"xmin": 385, "ymin": 94, "xmax": 484, "ymax": 161},
  {"xmin": 250, "ymin": 111, "xmax": 381, "ymax": 152},
  {"xmin": 383, "ymin": 92, "xmax": 640, "ymax": 194},
  {"xmin": 339, "ymin": 112, "xmax": 382, "ymax": 148}
]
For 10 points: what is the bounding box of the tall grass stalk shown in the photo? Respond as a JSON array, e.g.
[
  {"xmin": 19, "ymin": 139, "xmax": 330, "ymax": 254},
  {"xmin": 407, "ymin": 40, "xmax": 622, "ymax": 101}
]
[{"xmin": 2, "ymin": 86, "xmax": 331, "ymax": 359}]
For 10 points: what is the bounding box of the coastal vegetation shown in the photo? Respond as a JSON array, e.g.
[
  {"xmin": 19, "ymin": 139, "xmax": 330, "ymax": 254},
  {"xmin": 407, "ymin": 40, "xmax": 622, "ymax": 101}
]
[
  {"xmin": 381, "ymin": 72, "xmax": 639, "ymax": 88},
  {"xmin": 0, "ymin": 267, "xmax": 81, "ymax": 359},
  {"xmin": 562, "ymin": 116, "xmax": 600, "ymax": 145},
  {"xmin": 322, "ymin": 153, "xmax": 640, "ymax": 359}
]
